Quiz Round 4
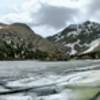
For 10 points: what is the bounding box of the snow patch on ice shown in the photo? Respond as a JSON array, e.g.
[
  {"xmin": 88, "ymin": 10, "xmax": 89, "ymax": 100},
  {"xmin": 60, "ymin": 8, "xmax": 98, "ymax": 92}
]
[{"xmin": 0, "ymin": 96, "xmax": 33, "ymax": 100}]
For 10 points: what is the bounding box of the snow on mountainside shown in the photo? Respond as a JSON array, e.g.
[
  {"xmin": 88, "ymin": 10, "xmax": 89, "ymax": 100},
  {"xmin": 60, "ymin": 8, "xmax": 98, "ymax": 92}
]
[
  {"xmin": 47, "ymin": 21, "xmax": 100, "ymax": 56},
  {"xmin": 82, "ymin": 38, "xmax": 100, "ymax": 54}
]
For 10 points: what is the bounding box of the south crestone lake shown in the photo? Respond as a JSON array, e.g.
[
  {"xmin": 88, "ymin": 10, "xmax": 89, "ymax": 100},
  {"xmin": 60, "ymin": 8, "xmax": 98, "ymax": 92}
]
[{"xmin": 0, "ymin": 60, "xmax": 100, "ymax": 100}]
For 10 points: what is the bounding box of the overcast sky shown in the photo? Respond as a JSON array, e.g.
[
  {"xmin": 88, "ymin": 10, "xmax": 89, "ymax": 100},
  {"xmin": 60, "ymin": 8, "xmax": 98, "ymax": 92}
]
[{"xmin": 0, "ymin": 0, "xmax": 99, "ymax": 37}]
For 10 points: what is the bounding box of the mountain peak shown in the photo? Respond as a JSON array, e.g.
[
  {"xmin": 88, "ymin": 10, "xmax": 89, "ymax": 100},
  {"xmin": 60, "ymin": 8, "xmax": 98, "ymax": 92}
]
[
  {"xmin": 83, "ymin": 20, "xmax": 91, "ymax": 25},
  {"xmin": 11, "ymin": 23, "xmax": 31, "ymax": 29}
]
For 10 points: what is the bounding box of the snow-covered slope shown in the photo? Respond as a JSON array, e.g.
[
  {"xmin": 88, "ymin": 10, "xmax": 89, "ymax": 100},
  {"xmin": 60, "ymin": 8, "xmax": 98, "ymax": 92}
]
[
  {"xmin": 82, "ymin": 38, "xmax": 100, "ymax": 54},
  {"xmin": 47, "ymin": 21, "xmax": 100, "ymax": 56}
]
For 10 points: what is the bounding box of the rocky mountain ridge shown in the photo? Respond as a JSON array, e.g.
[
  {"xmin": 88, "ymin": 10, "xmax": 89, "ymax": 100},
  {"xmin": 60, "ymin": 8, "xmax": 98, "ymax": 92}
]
[{"xmin": 47, "ymin": 21, "xmax": 100, "ymax": 58}]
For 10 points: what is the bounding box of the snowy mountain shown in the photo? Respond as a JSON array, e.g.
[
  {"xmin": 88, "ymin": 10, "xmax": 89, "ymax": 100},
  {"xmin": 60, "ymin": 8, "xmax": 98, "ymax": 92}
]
[{"xmin": 47, "ymin": 21, "xmax": 100, "ymax": 57}]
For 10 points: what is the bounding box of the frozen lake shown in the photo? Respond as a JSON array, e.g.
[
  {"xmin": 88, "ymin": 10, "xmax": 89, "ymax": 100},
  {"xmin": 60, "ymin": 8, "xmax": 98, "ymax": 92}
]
[{"xmin": 0, "ymin": 60, "xmax": 100, "ymax": 100}]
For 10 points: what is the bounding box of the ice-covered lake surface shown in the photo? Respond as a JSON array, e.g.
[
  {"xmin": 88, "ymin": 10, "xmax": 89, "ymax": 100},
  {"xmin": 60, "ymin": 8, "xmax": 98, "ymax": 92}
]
[{"xmin": 0, "ymin": 60, "xmax": 100, "ymax": 100}]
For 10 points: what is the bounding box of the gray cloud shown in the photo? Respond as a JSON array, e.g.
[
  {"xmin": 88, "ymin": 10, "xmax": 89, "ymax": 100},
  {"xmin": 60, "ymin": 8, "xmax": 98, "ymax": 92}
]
[
  {"xmin": 31, "ymin": 4, "xmax": 79, "ymax": 29},
  {"xmin": 87, "ymin": 0, "xmax": 100, "ymax": 20},
  {"xmin": 90, "ymin": 0, "xmax": 100, "ymax": 11}
]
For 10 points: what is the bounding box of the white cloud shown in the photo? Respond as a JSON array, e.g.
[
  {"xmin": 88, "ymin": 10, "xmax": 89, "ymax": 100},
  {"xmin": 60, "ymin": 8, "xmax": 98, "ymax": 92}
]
[
  {"xmin": 0, "ymin": 0, "xmax": 34, "ymax": 23},
  {"xmin": 22, "ymin": 0, "xmax": 41, "ymax": 13},
  {"xmin": 42, "ymin": 0, "xmax": 91, "ymax": 8}
]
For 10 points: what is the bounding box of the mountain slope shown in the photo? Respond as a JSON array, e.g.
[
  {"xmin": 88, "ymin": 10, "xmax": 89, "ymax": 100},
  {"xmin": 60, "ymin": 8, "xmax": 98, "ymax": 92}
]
[
  {"xmin": 0, "ymin": 23, "xmax": 65, "ymax": 60},
  {"xmin": 82, "ymin": 38, "xmax": 100, "ymax": 54},
  {"xmin": 47, "ymin": 21, "xmax": 100, "ymax": 56},
  {"xmin": 77, "ymin": 38, "xmax": 100, "ymax": 59}
]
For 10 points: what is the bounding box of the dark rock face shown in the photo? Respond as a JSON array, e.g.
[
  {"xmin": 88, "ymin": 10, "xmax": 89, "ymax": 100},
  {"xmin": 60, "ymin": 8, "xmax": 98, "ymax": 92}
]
[{"xmin": 47, "ymin": 21, "xmax": 100, "ymax": 57}]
